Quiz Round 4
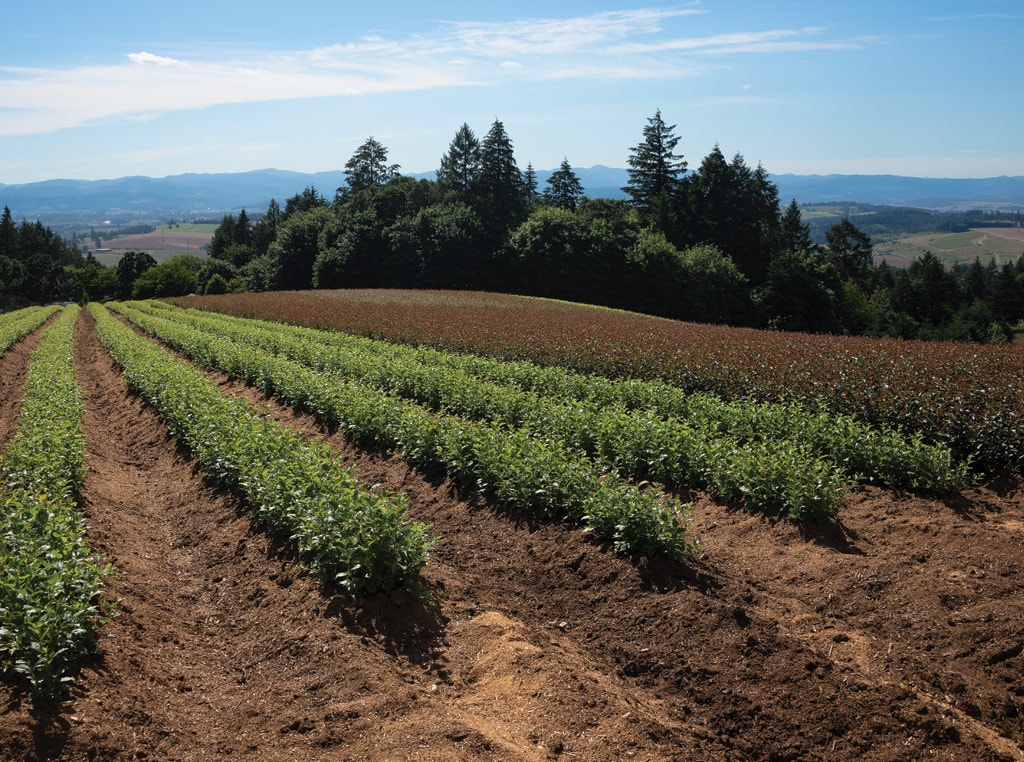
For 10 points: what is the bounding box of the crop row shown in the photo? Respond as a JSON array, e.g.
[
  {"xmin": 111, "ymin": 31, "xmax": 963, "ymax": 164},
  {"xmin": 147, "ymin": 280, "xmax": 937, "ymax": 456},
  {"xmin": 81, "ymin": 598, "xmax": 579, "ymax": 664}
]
[
  {"xmin": 172, "ymin": 290, "xmax": 1024, "ymax": 475},
  {"xmin": 0, "ymin": 305, "xmax": 112, "ymax": 700},
  {"xmin": 143, "ymin": 301, "xmax": 966, "ymax": 494},
  {"xmin": 106, "ymin": 302, "xmax": 694, "ymax": 557},
  {"xmin": 125, "ymin": 301, "xmax": 847, "ymax": 517},
  {"xmin": 0, "ymin": 304, "xmax": 61, "ymax": 356},
  {"xmin": 88, "ymin": 303, "xmax": 432, "ymax": 595}
]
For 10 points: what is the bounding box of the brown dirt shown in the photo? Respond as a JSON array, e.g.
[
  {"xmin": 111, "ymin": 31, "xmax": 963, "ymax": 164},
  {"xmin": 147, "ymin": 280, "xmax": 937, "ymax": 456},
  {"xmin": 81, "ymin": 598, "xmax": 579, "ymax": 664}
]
[
  {"xmin": 1, "ymin": 310, "xmax": 1023, "ymax": 761},
  {"xmin": 0, "ymin": 325, "xmax": 42, "ymax": 452}
]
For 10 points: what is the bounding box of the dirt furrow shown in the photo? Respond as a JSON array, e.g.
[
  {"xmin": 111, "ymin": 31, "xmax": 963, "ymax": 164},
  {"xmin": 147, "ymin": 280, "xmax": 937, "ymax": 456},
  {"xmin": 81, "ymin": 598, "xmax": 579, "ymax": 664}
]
[{"xmin": 0, "ymin": 322, "xmax": 47, "ymax": 452}]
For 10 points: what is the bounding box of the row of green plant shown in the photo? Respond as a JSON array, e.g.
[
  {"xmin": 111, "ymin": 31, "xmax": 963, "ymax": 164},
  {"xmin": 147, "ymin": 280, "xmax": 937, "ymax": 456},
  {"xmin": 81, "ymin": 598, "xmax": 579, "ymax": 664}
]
[
  {"xmin": 0, "ymin": 305, "xmax": 112, "ymax": 700},
  {"xmin": 138, "ymin": 301, "xmax": 965, "ymax": 496},
  {"xmin": 88, "ymin": 303, "xmax": 432, "ymax": 595},
  {"xmin": 107, "ymin": 302, "xmax": 694, "ymax": 556},
  {"xmin": 127, "ymin": 301, "xmax": 846, "ymax": 517},
  {"xmin": 0, "ymin": 304, "xmax": 61, "ymax": 356}
]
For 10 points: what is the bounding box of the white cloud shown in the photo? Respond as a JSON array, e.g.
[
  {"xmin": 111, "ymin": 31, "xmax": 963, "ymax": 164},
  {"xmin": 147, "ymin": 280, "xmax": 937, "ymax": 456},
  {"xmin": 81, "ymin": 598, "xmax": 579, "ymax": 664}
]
[
  {"xmin": 441, "ymin": 8, "xmax": 704, "ymax": 57},
  {"xmin": 127, "ymin": 51, "xmax": 181, "ymax": 66}
]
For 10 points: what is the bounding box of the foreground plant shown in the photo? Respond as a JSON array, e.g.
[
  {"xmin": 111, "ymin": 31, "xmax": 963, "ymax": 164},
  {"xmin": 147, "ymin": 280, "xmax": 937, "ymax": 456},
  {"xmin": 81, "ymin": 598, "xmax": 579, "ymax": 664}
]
[
  {"xmin": 0, "ymin": 305, "xmax": 112, "ymax": 700},
  {"xmin": 89, "ymin": 303, "xmax": 432, "ymax": 595}
]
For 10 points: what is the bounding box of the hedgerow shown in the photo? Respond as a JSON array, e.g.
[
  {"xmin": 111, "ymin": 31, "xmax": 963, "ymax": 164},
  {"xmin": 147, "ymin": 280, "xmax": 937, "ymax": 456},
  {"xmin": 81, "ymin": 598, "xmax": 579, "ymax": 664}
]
[
  {"xmin": 134, "ymin": 301, "xmax": 966, "ymax": 502},
  {"xmin": 0, "ymin": 304, "xmax": 61, "ymax": 356}
]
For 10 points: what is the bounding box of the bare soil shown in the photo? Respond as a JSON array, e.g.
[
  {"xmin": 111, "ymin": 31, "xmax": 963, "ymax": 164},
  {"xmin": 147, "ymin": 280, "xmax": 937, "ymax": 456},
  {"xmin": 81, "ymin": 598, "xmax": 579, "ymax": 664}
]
[{"xmin": 1, "ymin": 310, "xmax": 1023, "ymax": 761}]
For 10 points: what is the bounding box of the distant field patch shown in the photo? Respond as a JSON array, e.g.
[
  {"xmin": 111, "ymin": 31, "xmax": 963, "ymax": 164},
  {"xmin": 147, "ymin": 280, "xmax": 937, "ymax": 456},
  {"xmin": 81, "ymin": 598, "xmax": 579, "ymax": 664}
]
[
  {"xmin": 975, "ymin": 226, "xmax": 1024, "ymax": 242},
  {"xmin": 89, "ymin": 224, "xmax": 214, "ymax": 266},
  {"xmin": 874, "ymin": 228, "xmax": 1024, "ymax": 267}
]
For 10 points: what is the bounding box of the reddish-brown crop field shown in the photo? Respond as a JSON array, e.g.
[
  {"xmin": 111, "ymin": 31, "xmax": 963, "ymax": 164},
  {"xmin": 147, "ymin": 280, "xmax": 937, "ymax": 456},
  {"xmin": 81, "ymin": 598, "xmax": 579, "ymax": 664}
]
[{"xmin": 2, "ymin": 295, "xmax": 1023, "ymax": 761}]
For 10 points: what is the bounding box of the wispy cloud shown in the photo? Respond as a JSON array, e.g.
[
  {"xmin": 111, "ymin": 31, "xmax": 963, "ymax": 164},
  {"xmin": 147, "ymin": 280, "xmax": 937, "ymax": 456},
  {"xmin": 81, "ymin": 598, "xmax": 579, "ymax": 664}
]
[
  {"xmin": 0, "ymin": 6, "xmax": 858, "ymax": 138},
  {"xmin": 612, "ymin": 27, "xmax": 862, "ymax": 55}
]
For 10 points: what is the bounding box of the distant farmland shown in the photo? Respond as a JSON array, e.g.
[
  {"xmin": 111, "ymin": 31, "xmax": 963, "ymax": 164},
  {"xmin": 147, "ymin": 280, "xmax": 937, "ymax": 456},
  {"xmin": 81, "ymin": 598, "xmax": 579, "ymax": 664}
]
[
  {"xmin": 88, "ymin": 224, "xmax": 215, "ymax": 265},
  {"xmin": 874, "ymin": 226, "xmax": 1024, "ymax": 268}
]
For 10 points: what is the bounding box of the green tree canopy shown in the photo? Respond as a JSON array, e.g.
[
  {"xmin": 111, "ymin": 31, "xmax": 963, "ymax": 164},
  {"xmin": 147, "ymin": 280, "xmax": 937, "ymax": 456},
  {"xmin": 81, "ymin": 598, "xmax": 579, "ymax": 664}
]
[
  {"xmin": 825, "ymin": 218, "xmax": 873, "ymax": 284},
  {"xmin": 269, "ymin": 206, "xmax": 334, "ymax": 290},
  {"xmin": 780, "ymin": 199, "xmax": 814, "ymax": 254},
  {"xmin": 341, "ymin": 137, "xmax": 400, "ymax": 197},
  {"xmin": 115, "ymin": 251, "xmax": 157, "ymax": 300},
  {"xmin": 622, "ymin": 109, "xmax": 686, "ymax": 233},
  {"xmin": 756, "ymin": 249, "xmax": 843, "ymax": 333},
  {"xmin": 474, "ymin": 119, "xmax": 526, "ymax": 236},
  {"xmin": 437, "ymin": 123, "xmax": 480, "ymax": 202},
  {"xmin": 543, "ymin": 158, "xmax": 585, "ymax": 210}
]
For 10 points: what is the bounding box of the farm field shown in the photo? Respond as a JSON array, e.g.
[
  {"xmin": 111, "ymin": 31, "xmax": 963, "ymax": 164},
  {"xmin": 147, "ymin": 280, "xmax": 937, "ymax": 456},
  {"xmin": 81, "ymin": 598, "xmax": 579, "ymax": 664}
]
[
  {"xmin": 1, "ymin": 295, "xmax": 1023, "ymax": 760},
  {"xmin": 174, "ymin": 289, "xmax": 1024, "ymax": 475},
  {"xmin": 874, "ymin": 227, "xmax": 1024, "ymax": 269},
  {"xmin": 88, "ymin": 224, "xmax": 215, "ymax": 265}
]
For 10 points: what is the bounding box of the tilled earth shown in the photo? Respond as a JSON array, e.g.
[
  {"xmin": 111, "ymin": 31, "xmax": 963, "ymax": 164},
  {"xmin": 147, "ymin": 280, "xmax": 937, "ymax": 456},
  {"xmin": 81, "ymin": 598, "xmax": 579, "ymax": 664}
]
[{"xmin": 1, "ymin": 310, "xmax": 1022, "ymax": 761}]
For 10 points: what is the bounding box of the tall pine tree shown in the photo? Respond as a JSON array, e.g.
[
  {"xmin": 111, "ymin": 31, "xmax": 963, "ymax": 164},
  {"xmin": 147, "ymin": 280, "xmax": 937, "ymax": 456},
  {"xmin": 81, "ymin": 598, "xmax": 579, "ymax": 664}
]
[
  {"xmin": 437, "ymin": 123, "xmax": 481, "ymax": 202},
  {"xmin": 544, "ymin": 158, "xmax": 585, "ymax": 210},
  {"xmin": 340, "ymin": 137, "xmax": 400, "ymax": 197},
  {"xmin": 474, "ymin": 119, "xmax": 526, "ymax": 237},
  {"xmin": 622, "ymin": 109, "xmax": 687, "ymax": 234},
  {"xmin": 780, "ymin": 199, "xmax": 814, "ymax": 254}
]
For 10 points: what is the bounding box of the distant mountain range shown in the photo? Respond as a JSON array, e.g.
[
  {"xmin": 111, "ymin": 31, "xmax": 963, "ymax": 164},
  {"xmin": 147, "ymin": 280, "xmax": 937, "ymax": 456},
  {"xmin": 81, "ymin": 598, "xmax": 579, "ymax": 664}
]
[{"xmin": 2, "ymin": 167, "xmax": 1023, "ymax": 221}]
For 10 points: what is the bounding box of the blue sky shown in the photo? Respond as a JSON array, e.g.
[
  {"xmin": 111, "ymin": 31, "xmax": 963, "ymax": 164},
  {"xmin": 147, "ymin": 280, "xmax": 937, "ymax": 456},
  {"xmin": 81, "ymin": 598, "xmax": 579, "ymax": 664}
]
[{"xmin": 1, "ymin": 1, "xmax": 1021, "ymax": 184}]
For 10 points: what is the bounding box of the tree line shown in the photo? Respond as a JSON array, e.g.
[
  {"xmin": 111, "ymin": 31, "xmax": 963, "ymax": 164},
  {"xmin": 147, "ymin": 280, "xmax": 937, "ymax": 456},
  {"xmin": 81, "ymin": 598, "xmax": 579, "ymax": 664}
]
[{"xmin": 2, "ymin": 111, "xmax": 1023, "ymax": 341}]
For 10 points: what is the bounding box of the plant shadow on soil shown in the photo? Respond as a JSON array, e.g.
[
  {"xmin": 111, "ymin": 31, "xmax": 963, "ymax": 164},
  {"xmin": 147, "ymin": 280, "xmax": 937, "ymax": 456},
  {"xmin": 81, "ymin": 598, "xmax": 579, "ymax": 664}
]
[
  {"xmin": 227, "ymin": 489, "xmax": 453, "ymax": 677},
  {"xmin": 326, "ymin": 416, "xmax": 715, "ymax": 596},
  {"xmin": 0, "ymin": 681, "xmax": 78, "ymax": 756},
  {"xmin": 794, "ymin": 513, "xmax": 866, "ymax": 555},
  {"xmin": 147, "ymin": 422, "xmax": 455, "ymax": 677}
]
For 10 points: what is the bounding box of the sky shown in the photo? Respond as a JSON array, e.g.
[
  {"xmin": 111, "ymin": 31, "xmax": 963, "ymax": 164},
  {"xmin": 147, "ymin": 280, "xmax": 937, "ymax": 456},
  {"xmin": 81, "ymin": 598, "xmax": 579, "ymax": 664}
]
[{"xmin": 1, "ymin": 1, "xmax": 1022, "ymax": 185}]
